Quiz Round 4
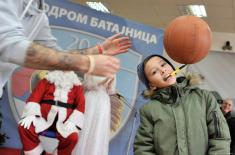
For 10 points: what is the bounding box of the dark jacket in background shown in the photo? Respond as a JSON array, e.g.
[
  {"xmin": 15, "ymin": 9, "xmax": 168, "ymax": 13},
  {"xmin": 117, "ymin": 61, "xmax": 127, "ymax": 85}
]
[{"xmin": 224, "ymin": 112, "xmax": 235, "ymax": 154}]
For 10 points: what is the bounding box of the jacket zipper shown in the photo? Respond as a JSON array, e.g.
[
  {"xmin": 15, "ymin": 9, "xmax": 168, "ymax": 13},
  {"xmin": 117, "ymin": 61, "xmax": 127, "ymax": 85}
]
[{"xmin": 212, "ymin": 111, "xmax": 221, "ymax": 138}]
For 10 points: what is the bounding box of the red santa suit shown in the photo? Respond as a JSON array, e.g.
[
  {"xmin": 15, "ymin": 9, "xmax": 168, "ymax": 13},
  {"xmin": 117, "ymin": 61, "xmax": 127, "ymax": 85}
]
[{"xmin": 18, "ymin": 71, "xmax": 85, "ymax": 155}]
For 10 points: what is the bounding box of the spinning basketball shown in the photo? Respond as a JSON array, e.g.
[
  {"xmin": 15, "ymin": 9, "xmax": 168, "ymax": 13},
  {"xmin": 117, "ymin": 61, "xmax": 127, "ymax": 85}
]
[{"xmin": 164, "ymin": 16, "xmax": 212, "ymax": 64}]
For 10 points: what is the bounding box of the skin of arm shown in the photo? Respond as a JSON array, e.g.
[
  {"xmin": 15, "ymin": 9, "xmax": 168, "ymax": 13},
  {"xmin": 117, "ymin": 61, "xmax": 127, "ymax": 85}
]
[
  {"xmin": 24, "ymin": 42, "xmax": 90, "ymax": 72},
  {"xmin": 24, "ymin": 34, "xmax": 131, "ymax": 77}
]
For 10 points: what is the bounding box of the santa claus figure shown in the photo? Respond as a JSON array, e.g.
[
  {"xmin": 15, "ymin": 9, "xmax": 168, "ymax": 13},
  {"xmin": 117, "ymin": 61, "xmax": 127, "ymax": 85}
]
[{"xmin": 18, "ymin": 70, "xmax": 85, "ymax": 155}]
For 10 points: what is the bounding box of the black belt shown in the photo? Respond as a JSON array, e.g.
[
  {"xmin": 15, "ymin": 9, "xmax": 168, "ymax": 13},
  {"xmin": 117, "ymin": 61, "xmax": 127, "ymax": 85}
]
[{"xmin": 40, "ymin": 100, "xmax": 75, "ymax": 109}]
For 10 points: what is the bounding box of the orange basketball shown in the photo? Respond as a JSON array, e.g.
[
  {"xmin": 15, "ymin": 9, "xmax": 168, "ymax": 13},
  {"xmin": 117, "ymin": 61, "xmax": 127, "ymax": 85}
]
[{"xmin": 163, "ymin": 16, "xmax": 212, "ymax": 64}]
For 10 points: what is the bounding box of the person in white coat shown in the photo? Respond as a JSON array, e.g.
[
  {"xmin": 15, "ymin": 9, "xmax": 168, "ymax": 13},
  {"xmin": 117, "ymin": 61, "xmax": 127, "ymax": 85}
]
[{"xmin": 0, "ymin": 0, "xmax": 131, "ymax": 98}]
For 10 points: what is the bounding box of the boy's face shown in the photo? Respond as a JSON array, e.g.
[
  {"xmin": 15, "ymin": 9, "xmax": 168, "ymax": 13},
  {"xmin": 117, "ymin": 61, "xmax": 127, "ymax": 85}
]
[
  {"xmin": 144, "ymin": 56, "xmax": 176, "ymax": 89},
  {"xmin": 221, "ymin": 99, "xmax": 233, "ymax": 114}
]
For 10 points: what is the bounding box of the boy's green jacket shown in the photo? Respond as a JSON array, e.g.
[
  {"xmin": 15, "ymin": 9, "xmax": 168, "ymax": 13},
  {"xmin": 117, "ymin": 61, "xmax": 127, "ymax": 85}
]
[{"xmin": 134, "ymin": 78, "xmax": 231, "ymax": 155}]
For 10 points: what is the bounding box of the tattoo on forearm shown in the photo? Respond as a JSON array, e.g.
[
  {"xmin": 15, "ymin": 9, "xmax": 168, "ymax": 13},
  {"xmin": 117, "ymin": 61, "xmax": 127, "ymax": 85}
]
[
  {"xmin": 70, "ymin": 49, "xmax": 89, "ymax": 55},
  {"xmin": 24, "ymin": 43, "xmax": 79, "ymax": 70},
  {"xmin": 58, "ymin": 54, "xmax": 74, "ymax": 69},
  {"xmin": 69, "ymin": 46, "xmax": 98, "ymax": 55}
]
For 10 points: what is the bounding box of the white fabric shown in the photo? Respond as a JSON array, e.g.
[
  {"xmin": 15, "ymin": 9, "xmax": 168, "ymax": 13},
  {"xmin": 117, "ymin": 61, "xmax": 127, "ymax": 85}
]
[
  {"xmin": 83, "ymin": 74, "xmax": 107, "ymax": 89},
  {"xmin": 0, "ymin": 0, "xmax": 60, "ymax": 97},
  {"xmin": 21, "ymin": 102, "xmax": 41, "ymax": 118},
  {"xmin": 106, "ymin": 77, "xmax": 116, "ymax": 95},
  {"xmin": 33, "ymin": 116, "xmax": 49, "ymax": 133},
  {"xmin": 188, "ymin": 51, "xmax": 235, "ymax": 98},
  {"xmin": 64, "ymin": 121, "xmax": 76, "ymax": 132},
  {"xmin": 66, "ymin": 110, "xmax": 84, "ymax": 129},
  {"xmin": 72, "ymin": 75, "xmax": 113, "ymax": 155},
  {"xmin": 46, "ymin": 71, "xmax": 82, "ymax": 102}
]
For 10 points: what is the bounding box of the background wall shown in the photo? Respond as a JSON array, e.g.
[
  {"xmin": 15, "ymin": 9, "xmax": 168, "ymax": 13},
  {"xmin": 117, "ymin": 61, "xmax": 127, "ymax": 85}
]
[
  {"xmin": 162, "ymin": 31, "xmax": 235, "ymax": 99},
  {"xmin": 1, "ymin": 1, "xmax": 164, "ymax": 155},
  {"xmin": 1, "ymin": 1, "xmax": 235, "ymax": 154}
]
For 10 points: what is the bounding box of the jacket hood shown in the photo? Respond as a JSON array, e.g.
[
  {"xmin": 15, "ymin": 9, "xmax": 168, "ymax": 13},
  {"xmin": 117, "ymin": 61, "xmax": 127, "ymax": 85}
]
[{"xmin": 150, "ymin": 73, "xmax": 203, "ymax": 104}]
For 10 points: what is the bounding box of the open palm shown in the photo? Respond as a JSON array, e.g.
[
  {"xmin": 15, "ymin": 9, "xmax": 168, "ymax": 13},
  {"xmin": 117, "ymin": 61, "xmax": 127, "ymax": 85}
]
[{"xmin": 101, "ymin": 33, "xmax": 131, "ymax": 55}]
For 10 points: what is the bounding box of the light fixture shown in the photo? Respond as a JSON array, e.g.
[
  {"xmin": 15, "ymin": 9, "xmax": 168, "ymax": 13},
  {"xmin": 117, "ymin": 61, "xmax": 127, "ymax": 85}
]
[
  {"xmin": 222, "ymin": 41, "xmax": 232, "ymax": 50},
  {"xmin": 86, "ymin": 2, "xmax": 110, "ymax": 13},
  {"xmin": 179, "ymin": 5, "xmax": 207, "ymax": 17}
]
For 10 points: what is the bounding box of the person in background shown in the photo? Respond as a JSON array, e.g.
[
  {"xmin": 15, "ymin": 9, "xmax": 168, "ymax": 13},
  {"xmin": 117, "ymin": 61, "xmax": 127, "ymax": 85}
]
[
  {"xmin": 211, "ymin": 91, "xmax": 235, "ymax": 154},
  {"xmin": 0, "ymin": 0, "xmax": 131, "ymax": 98},
  {"xmin": 221, "ymin": 98, "xmax": 233, "ymax": 115},
  {"xmin": 221, "ymin": 98, "xmax": 235, "ymax": 154},
  {"xmin": 134, "ymin": 54, "xmax": 230, "ymax": 155}
]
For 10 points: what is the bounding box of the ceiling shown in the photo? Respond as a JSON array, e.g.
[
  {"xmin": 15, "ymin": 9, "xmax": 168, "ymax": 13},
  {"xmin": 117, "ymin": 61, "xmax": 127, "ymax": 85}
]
[{"xmin": 71, "ymin": 0, "xmax": 235, "ymax": 33}]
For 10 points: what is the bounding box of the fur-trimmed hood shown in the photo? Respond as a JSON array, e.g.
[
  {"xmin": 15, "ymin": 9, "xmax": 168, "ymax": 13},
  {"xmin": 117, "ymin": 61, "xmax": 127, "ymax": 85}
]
[
  {"xmin": 143, "ymin": 72, "xmax": 205, "ymax": 102},
  {"xmin": 184, "ymin": 72, "xmax": 204, "ymax": 86}
]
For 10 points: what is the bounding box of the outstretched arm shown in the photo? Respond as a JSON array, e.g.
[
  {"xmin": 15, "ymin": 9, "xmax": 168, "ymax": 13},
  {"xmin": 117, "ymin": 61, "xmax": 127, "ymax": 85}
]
[
  {"xmin": 23, "ymin": 42, "xmax": 119, "ymax": 77},
  {"xmin": 98, "ymin": 33, "xmax": 131, "ymax": 55},
  {"xmin": 68, "ymin": 33, "xmax": 131, "ymax": 55},
  {"xmin": 23, "ymin": 33, "xmax": 131, "ymax": 77},
  {"xmin": 0, "ymin": 0, "xmax": 131, "ymax": 77}
]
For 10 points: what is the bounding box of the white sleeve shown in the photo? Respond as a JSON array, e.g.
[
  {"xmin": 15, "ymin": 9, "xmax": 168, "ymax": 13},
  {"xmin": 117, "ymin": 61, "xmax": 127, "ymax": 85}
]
[
  {"xmin": 33, "ymin": 13, "xmax": 62, "ymax": 51},
  {"xmin": 0, "ymin": 0, "xmax": 31, "ymax": 65},
  {"xmin": 107, "ymin": 76, "xmax": 116, "ymax": 95}
]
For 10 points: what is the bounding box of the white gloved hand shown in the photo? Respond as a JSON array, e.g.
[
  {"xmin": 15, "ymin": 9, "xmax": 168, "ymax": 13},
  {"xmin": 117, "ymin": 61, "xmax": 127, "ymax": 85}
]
[
  {"xmin": 19, "ymin": 115, "xmax": 36, "ymax": 129},
  {"xmin": 64, "ymin": 121, "xmax": 76, "ymax": 132}
]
